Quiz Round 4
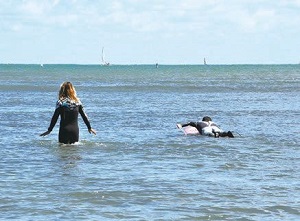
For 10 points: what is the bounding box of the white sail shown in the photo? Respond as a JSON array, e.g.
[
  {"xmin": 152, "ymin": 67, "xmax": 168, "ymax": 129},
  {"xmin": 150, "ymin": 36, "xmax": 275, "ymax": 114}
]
[{"xmin": 102, "ymin": 47, "xmax": 110, "ymax": 66}]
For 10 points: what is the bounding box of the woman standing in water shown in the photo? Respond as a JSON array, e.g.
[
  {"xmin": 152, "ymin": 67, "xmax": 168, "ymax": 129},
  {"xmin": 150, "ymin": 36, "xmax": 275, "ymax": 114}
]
[{"xmin": 40, "ymin": 82, "xmax": 96, "ymax": 144}]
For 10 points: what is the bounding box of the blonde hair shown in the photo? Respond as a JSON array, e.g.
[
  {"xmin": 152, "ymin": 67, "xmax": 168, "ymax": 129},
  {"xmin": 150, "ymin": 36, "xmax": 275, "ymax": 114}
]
[{"xmin": 58, "ymin": 82, "xmax": 79, "ymax": 102}]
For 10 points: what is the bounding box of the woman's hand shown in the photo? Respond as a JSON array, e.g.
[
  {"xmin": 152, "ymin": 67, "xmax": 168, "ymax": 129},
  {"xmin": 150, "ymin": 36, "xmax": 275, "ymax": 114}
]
[
  {"xmin": 89, "ymin": 128, "xmax": 97, "ymax": 135},
  {"xmin": 40, "ymin": 131, "xmax": 51, "ymax": 136}
]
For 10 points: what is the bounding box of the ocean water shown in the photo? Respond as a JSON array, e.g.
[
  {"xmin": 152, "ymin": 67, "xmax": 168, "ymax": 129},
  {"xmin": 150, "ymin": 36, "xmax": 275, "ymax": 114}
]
[{"xmin": 0, "ymin": 64, "xmax": 299, "ymax": 220}]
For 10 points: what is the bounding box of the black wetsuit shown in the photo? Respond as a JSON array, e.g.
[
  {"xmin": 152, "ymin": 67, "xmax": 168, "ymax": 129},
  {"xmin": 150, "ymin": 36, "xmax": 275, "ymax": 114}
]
[
  {"xmin": 181, "ymin": 121, "xmax": 234, "ymax": 138},
  {"xmin": 48, "ymin": 98, "xmax": 92, "ymax": 144}
]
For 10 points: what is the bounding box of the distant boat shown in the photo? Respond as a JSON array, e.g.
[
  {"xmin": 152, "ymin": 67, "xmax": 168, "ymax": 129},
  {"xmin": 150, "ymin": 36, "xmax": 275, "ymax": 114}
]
[
  {"xmin": 204, "ymin": 58, "xmax": 207, "ymax": 65},
  {"xmin": 101, "ymin": 47, "xmax": 110, "ymax": 66},
  {"xmin": 40, "ymin": 64, "xmax": 44, "ymax": 67},
  {"xmin": 155, "ymin": 63, "xmax": 158, "ymax": 68}
]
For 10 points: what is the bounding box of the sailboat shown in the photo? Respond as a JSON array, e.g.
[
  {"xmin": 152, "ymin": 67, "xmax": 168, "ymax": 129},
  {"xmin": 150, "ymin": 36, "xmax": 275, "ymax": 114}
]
[
  {"xmin": 204, "ymin": 58, "xmax": 207, "ymax": 65},
  {"xmin": 101, "ymin": 47, "xmax": 110, "ymax": 66}
]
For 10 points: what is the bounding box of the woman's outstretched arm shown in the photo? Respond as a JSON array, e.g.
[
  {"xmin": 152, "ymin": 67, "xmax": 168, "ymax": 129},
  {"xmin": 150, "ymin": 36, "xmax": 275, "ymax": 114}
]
[
  {"xmin": 40, "ymin": 108, "xmax": 60, "ymax": 136},
  {"xmin": 79, "ymin": 105, "xmax": 96, "ymax": 135}
]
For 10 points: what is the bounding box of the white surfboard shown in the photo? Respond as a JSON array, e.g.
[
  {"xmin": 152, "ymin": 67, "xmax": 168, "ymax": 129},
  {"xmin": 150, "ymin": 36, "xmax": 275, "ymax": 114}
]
[{"xmin": 179, "ymin": 125, "xmax": 200, "ymax": 135}]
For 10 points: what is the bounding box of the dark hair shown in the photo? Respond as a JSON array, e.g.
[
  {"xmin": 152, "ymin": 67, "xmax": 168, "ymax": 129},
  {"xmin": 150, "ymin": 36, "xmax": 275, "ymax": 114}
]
[{"xmin": 202, "ymin": 116, "xmax": 212, "ymax": 122}]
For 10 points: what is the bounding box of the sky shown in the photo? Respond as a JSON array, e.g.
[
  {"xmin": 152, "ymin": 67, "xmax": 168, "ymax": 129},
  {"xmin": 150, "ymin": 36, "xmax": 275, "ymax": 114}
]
[{"xmin": 1, "ymin": 0, "xmax": 300, "ymax": 64}]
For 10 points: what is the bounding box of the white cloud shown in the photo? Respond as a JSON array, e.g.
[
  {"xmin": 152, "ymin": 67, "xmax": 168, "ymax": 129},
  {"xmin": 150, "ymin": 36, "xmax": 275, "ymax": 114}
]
[
  {"xmin": 20, "ymin": 0, "xmax": 51, "ymax": 15},
  {"xmin": 1, "ymin": 0, "xmax": 300, "ymax": 64},
  {"xmin": 281, "ymin": 0, "xmax": 300, "ymax": 6},
  {"xmin": 224, "ymin": 7, "xmax": 277, "ymax": 33},
  {"xmin": 10, "ymin": 24, "xmax": 22, "ymax": 32},
  {"xmin": 2, "ymin": 0, "xmax": 296, "ymax": 35}
]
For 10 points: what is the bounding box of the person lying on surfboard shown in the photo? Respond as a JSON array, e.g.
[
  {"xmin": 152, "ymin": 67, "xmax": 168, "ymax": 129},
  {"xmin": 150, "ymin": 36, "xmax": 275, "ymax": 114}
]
[{"xmin": 176, "ymin": 116, "xmax": 234, "ymax": 138}]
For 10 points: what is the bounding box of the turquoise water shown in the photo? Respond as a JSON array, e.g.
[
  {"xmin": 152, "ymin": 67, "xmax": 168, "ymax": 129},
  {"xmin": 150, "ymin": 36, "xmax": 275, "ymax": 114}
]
[{"xmin": 0, "ymin": 64, "xmax": 299, "ymax": 220}]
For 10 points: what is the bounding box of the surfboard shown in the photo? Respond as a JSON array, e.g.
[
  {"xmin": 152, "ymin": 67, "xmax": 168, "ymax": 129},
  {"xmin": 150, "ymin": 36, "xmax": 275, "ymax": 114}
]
[
  {"xmin": 177, "ymin": 124, "xmax": 236, "ymax": 137},
  {"xmin": 179, "ymin": 125, "xmax": 200, "ymax": 135}
]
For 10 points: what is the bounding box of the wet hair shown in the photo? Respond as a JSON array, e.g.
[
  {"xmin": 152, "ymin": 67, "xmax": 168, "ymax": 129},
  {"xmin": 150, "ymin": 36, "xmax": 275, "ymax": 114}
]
[
  {"xmin": 202, "ymin": 116, "xmax": 212, "ymax": 122},
  {"xmin": 58, "ymin": 82, "xmax": 79, "ymax": 102}
]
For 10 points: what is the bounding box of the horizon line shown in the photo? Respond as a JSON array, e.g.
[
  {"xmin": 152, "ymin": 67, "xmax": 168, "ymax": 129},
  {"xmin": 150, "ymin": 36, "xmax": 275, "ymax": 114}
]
[{"xmin": 1, "ymin": 63, "xmax": 299, "ymax": 66}]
